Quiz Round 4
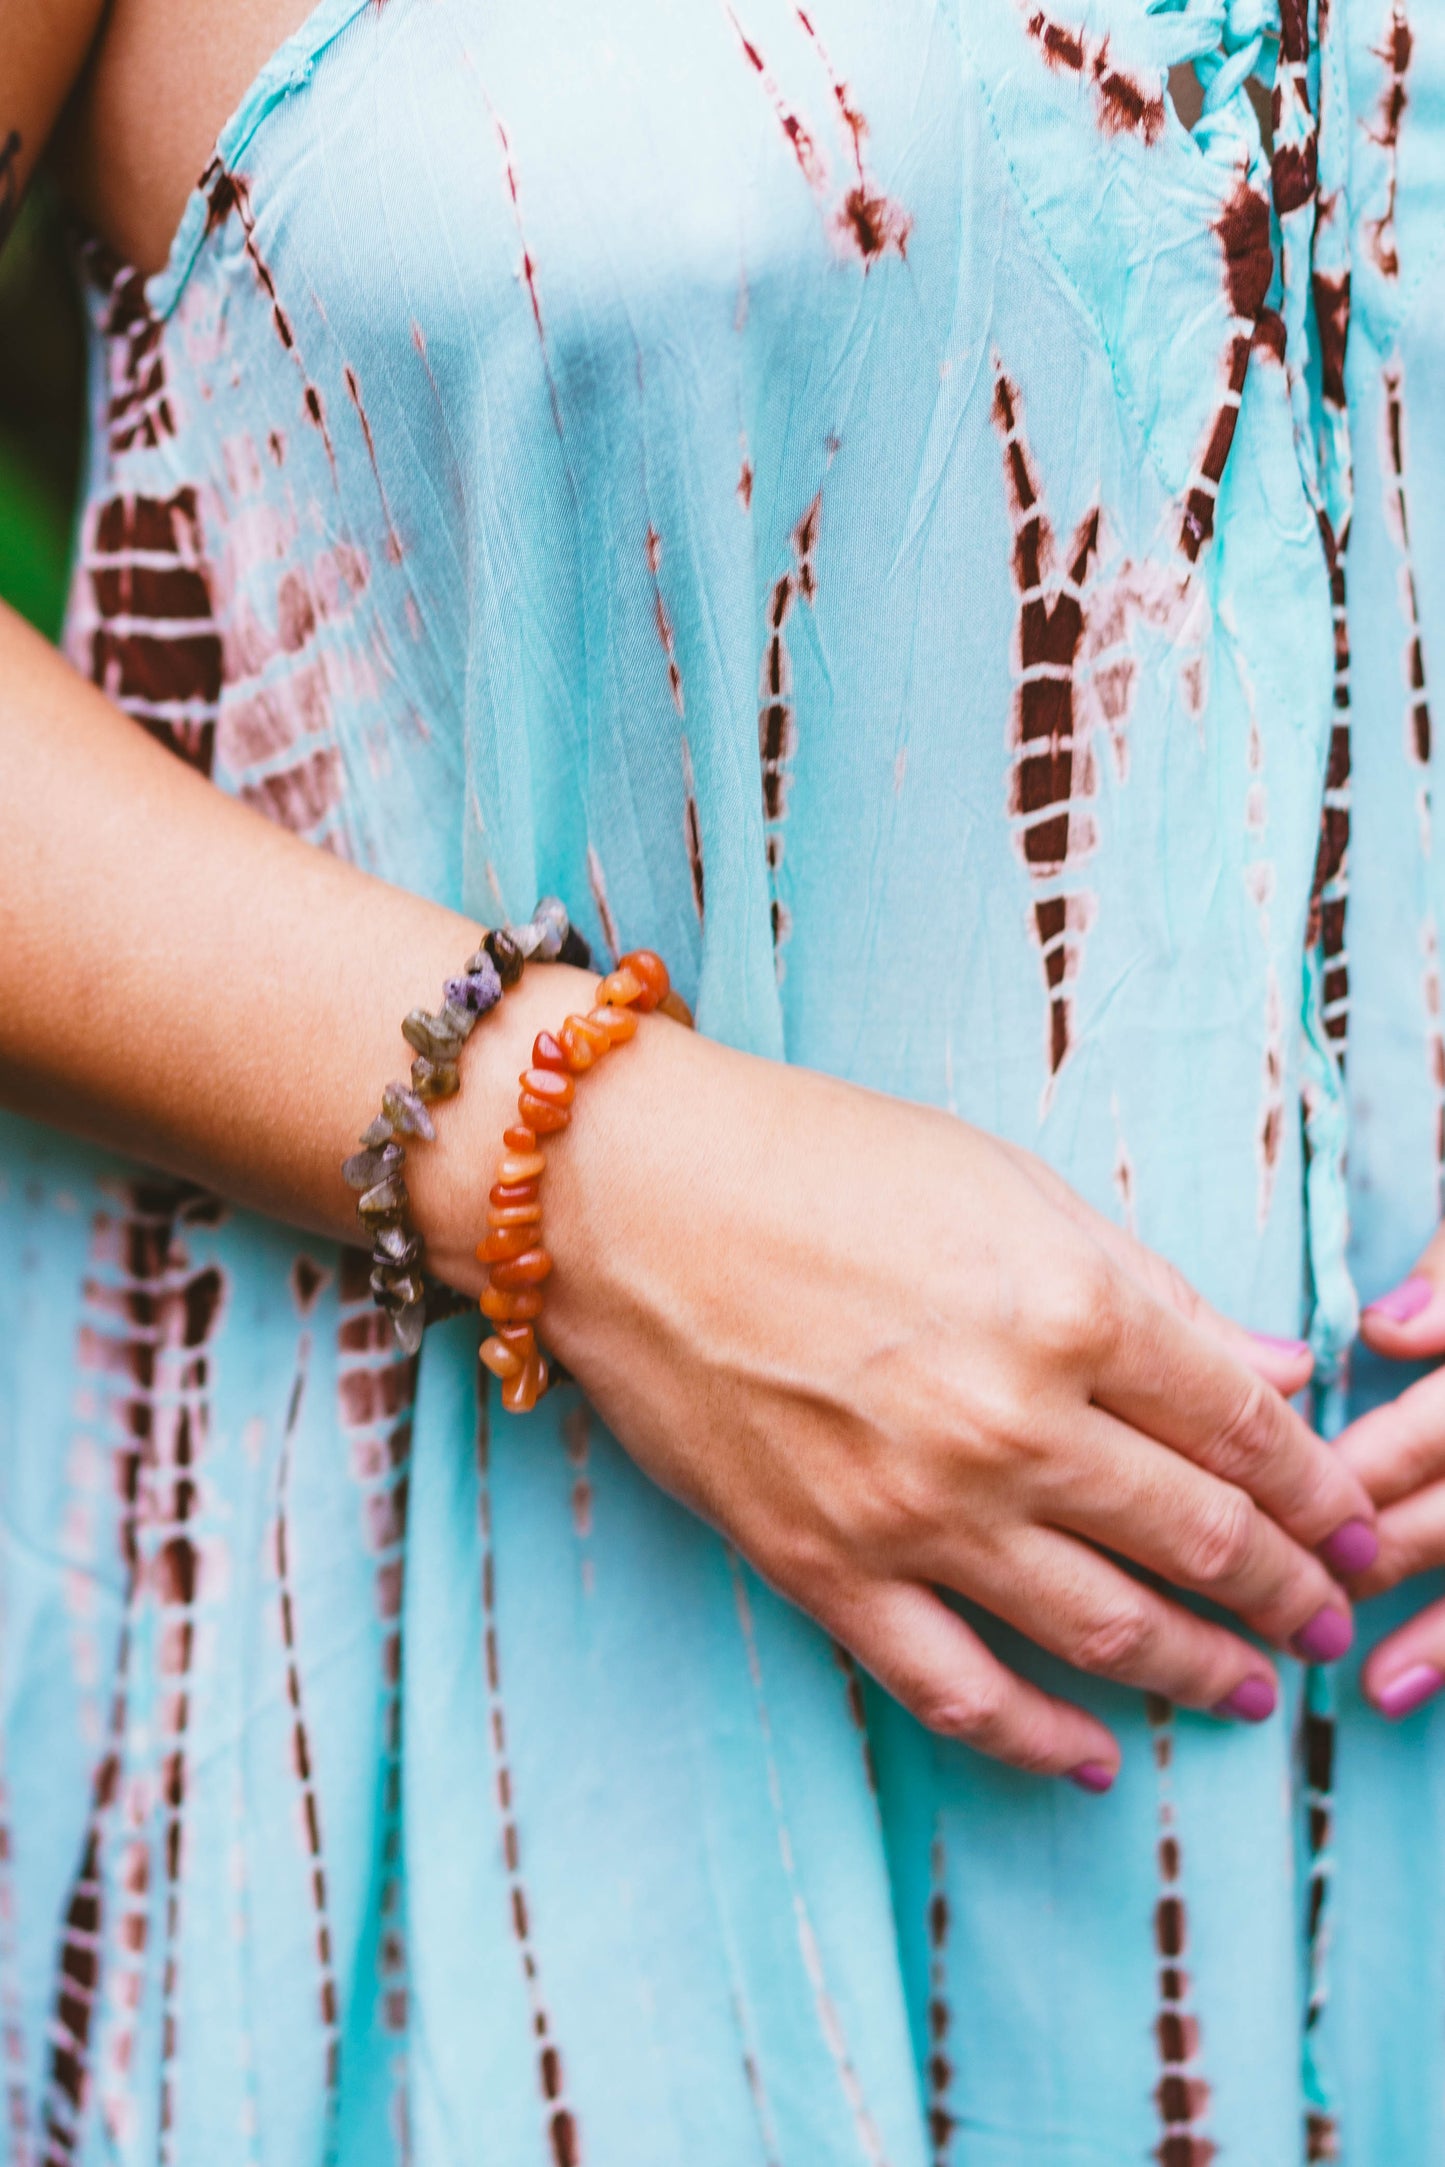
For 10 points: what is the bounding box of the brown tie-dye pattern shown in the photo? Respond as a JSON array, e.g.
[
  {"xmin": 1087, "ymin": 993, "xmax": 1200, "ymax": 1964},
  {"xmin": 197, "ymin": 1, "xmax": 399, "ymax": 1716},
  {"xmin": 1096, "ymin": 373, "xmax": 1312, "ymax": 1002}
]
[
  {"xmin": 154, "ymin": 1256, "xmax": 225, "ymax": 2167},
  {"xmin": 925, "ymin": 1836, "xmax": 955, "ymax": 2165},
  {"xmin": 474, "ymin": 1385, "xmax": 581, "ymax": 2167},
  {"xmin": 727, "ymin": 7, "xmax": 908, "ymax": 264},
  {"xmin": 1180, "ymin": 174, "xmax": 1273, "ymax": 561},
  {"xmin": 1365, "ymin": 4, "xmax": 1412, "ymax": 279},
  {"xmin": 82, "ymin": 489, "xmax": 222, "ymax": 777},
  {"xmin": 273, "ymin": 1324, "xmax": 343, "ymax": 2118},
  {"xmin": 681, "ymin": 734, "xmax": 706, "ymax": 922},
  {"xmin": 1306, "ymin": 520, "xmax": 1352, "ymax": 1064},
  {"xmin": 336, "ymin": 1252, "xmax": 415, "ymax": 2153},
  {"xmin": 829, "ymin": 1643, "xmax": 878, "ymax": 1794},
  {"xmin": 42, "ymin": 1184, "xmax": 226, "ymax": 2166},
  {"xmin": 1302, "ymin": 1696, "xmax": 1338, "ymax": 2163},
  {"xmin": 790, "ymin": 8, "xmax": 912, "ymax": 261},
  {"xmin": 1020, "ymin": 6, "xmax": 1167, "ymax": 145},
  {"xmin": 203, "ymin": 164, "xmax": 338, "ymax": 473},
  {"xmin": 759, "ymin": 490, "xmax": 824, "ymax": 965},
  {"xmin": 84, "ymin": 250, "xmax": 176, "ymax": 457},
  {"xmin": 991, "ymin": 359, "xmax": 1101, "ymax": 1085},
  {"xmin": 1382, "ymin": 363, "xmax": 1432, "ymax": 770},
  {"xmin": 1146, "ymin": 1699, "xmax": 1216, "ymax": 2167},
  {"xmin": 586, "ymin": 843, "xmax": 623, "ymax": 965},
  {"xmin": 726, "ymin": 1553, "xmax": 888, "ymax": 2166},
  {"xmin": 1271, "ymin": 0, "xmax": 1319, "ymax": 216}
]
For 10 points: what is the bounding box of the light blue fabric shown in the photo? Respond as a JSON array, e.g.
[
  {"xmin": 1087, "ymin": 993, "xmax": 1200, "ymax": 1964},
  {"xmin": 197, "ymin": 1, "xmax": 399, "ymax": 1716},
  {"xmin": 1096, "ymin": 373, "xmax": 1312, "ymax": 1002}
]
[{"xmin": 3, "ymin": 0, "xmax": 1445, "ymax": 2158}]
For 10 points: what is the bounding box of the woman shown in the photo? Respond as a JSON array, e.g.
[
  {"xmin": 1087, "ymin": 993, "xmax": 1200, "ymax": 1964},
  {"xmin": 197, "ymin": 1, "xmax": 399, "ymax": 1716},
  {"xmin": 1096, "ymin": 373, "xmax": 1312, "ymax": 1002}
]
[{"xmin": 3, "ymin": 0, "xmax": 1443, "ymax": 2158}]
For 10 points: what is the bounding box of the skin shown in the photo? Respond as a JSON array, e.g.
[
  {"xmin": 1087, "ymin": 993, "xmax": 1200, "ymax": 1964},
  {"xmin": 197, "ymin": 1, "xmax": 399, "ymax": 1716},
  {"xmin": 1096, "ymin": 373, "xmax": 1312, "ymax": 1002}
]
[
  {"xmin": 1339, "ymin": 1241, "xmax": 1445, "ymax": 1711},
  {"xmin": 0, "ymin": 0, "xmax": 1395, "ymax": 1786}
]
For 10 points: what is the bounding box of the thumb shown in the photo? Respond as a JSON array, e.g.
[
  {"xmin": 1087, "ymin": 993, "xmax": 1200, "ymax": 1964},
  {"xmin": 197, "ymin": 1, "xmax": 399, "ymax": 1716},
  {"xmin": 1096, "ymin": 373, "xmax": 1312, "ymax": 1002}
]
[{"xmin": 1360, "ymin": 1224, "xmax": 1445, "ymax": 1360}]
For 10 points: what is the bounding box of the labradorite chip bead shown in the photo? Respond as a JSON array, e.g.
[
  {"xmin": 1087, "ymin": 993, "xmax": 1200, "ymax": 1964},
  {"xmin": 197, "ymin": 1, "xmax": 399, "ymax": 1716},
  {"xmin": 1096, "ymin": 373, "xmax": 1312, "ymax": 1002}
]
[
  {"xmin": 445, "ymin": 959, "xmax": 502, "ymax": 1015},
  {"xmin": 402, "ymin": 1009, "xmax": 464, "ymax": 1064},
  {"xmin": 531, "ymin": 896, "xmax": 569, "ymax": 961},
  {"xmin": 381, "ymin": 1081, "xmax": 436, "ymax": 1141},
  {"xmin": 482, "ymin": 928, "xmax": 525, "ymax": 986},
  {"xmin": 373, "ymin": 1224, "xmax": 420, "ymax": 1267},
  {"xmin": 358, "ymin": 1176, "xmax": 409, "ymax": 1223},
  {"xmin": 359, "ymin": 1114, "xmax": 395, "ymax": 1149},
  {"xmin": 393, "ymin": 1304, "xmax": 426, "ymax": 1355},
  {"xmin": 411, "ymin": 1056, "xmax": 461, "ymax": 1102},
  {"xmin": 343, "ymin": 1142, "xmax": 404, "ymax": 1190}
]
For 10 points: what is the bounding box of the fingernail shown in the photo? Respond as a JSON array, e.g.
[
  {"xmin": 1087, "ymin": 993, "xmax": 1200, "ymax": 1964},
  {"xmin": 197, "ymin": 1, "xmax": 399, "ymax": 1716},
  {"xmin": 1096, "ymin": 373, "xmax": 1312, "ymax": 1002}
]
[
  {"xmin": 1365, "ymin": 1274, "xmax": 1432, "ymax": 1325},
  {"xmin": 1212, "ymin": 1675, "xmax": 1277, "ymax": 1723},
  {"xmin": 1066, "ymin": 1761, "xmax": 1115, "ymax": 1794},
  {"xmin": 1320, "ymin": 1517, "xmax": 1380, "ymax": 1577},
  {"xmin": 1293, "ymin": 1606, "xmax": 1354, "ymax": 1664},
  {"xmin": 1251, "ymin": 1332, "xmax": 1311, "ymax": 1360},
  {"xmin": 1375, "ymin": 1663, "xmax": 1444, "ymax": 1720}
]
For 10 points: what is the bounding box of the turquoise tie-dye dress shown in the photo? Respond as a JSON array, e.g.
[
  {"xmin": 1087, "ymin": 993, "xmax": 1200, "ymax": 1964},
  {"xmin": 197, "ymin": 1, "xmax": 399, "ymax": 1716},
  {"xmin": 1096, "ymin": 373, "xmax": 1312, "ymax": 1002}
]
[{"xmin": 4, "ymin": 0, "xmax": 1445, "ymax": 2157}]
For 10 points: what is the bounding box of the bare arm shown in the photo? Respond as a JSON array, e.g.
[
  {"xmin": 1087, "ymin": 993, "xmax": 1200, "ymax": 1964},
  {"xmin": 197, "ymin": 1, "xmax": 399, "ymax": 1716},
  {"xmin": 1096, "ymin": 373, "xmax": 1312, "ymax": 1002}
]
[
  {"xmin": 0, "ymin": 9, "xmax": 1378, "ymax": 1779},
  {"xmin": 0, "ymin": 0, "xmax": 108, "ymax": 246}
]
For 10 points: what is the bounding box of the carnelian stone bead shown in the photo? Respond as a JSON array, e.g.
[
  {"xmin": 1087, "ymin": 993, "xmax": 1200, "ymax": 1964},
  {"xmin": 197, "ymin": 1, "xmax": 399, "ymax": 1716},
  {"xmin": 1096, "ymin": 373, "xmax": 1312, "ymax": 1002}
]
[
  {"xmin": 480, "ymin": 1335, "xmax": 524, "ymax": 1381},
  {"xmin": 562, "ymin": 1016, "xmax": 614, "ymax": 1069},
  {"xmin": 521, "ymin": 1066, "xmax": 574, "ymax": 1106},
  {"xmin": 488, "ymin": 1199, "xmax": 543, "ymax": 1228},
  {"xmin": 480, "ymin": 1283, "xmax": 544, "ymax": 1322},
  {"xmin": 659, "ymin": 989, "xmax": 694, "ymax": 1028},
  {"xmin": 490, "ymin": 1180, "xmax": 539, "ymax": 1208},
  {"xmin": 477, "ymin": 1224, "xmax": 538, "ymax": 1263},
  {"xmin": 618, "ymin": 950, "xmax": 669, "ymax": 1010},
  {"xmin": 503, "ymin": 1124, "xmax": 537, "ymax": 1154},
  {"xmin": 598, "ymin": 967, "xmax": 644, "ymax": 1008},
  {"xmin": 489, "ymin": 1247, "xmax": 553, "ymax": 1288},
  {"xmin": 518, "ymin": 1091, "xmax": 570, "ymax": 1134},
  {"xmin": 532, "ymin": 1031, "xmax": 569, "ymax": 1073},
  {"xmin": 502, "ymin": 1360, "xmax": 543, "ymax": 1415},
  {"xmin": 497, "ymin": 1150, "xmax": 546, "ymax": 1184},
  {"xmin": 588, "ymin": 1004, "xmax": 637, "ymax": 1045},
  {"xmin": 496, "ymin": 1322, "xmax": 537, "ymax": 1357}
]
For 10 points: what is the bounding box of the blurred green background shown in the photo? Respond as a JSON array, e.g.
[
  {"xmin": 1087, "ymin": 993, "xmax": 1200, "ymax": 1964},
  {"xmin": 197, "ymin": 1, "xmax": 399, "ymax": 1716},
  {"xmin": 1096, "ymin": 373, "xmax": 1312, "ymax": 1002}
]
[{"xmin": 0, "ymin": 186, "xmax": 85, "ymax": 638}]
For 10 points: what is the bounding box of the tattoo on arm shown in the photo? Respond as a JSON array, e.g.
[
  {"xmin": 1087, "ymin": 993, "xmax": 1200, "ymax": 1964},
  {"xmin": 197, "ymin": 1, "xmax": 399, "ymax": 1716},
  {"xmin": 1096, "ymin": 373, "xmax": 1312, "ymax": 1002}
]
[{"xmin": 0, "ymin": 129, "xmax": 21, "ymax": 249}]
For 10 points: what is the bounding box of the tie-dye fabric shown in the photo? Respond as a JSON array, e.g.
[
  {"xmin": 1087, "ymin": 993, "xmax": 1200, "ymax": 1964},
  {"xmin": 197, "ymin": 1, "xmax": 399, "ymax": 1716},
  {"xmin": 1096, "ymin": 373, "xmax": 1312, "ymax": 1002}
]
[{"xmin": 3, "ymin": 0, "xmax": 1444, "ymax": 2159}]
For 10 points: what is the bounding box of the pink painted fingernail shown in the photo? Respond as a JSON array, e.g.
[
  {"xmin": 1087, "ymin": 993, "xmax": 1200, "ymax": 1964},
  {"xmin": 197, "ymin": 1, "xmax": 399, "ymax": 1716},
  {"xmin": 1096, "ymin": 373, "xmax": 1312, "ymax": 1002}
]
[
  {"xmin": 1365, "ymin": 1274, "xmax": 1432, "ymax": 1325},
  {"xmin": 1375, "ymin": 1664, "xmax": 1444, "ymax": 1720},
  {"xmin": 1292, "ymin": 1606, "xmax": 1354, "ymax": 1664},
  {"xmin": 1251, "ymin": 1332, "xmax": 1311, "ymax": 1360},
  {"xmin": 1212, "ymin": 1675, "xmax": 1277, "ymax": 1723},
  {"xmin": 1067, "ymin": 1761, "xmax": 1115, "ymax": 1794},
  {"xmin": 1320, "ymin": 1518, "xmax": 1379, "ymax": 1577}
]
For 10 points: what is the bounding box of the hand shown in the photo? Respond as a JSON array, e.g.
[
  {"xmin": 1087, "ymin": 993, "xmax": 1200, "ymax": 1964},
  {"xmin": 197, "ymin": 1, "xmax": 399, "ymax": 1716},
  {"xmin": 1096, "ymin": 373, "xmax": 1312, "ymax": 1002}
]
[
  {"xmin": 1335, "ymin": 1228, "xmax": 1445, "ymax": 1718},
  {"xmin": 513, "ymin": 1014, "xmax": 1376, "ymax": 1787}
]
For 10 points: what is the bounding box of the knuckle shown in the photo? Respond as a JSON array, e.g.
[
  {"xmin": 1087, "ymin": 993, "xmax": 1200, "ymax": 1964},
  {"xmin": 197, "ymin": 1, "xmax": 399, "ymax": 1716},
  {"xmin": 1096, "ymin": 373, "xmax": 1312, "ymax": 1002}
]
[
  {"xmin": 911, "ymin": 1670, "xmax": 1009, "ymax": 1744},
  {"xmin": 1178, "ymin": 1487, "xmax": 1257, "ymax": 1588},
  {"xmin": 1033, "ymin": 1253, "xmax": 1120, "ymax": 1364},
  {"xmin": 1071, "ymin": 1597, "xmax": 1152, "ymax": 1679},
  {"xmin": 1209, "ymin": 1378, "xmax": 1275, "ymax": 1486}
]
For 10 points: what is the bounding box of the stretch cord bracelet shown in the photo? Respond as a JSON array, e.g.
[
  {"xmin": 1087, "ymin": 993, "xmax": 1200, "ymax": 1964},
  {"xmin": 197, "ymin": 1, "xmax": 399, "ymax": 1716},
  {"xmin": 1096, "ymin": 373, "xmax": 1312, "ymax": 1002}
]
[
  {"xmin": 343, "ymin": 897, "xmax": 591, "ymax": 1354},
  {"xmin": 478, "ymin": 947, "xmax": 693, "ymax": 1413}
]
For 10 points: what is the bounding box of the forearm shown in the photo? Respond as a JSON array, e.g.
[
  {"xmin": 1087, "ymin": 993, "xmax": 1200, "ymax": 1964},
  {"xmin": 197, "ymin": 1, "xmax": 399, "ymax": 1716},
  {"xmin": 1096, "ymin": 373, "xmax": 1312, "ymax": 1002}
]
[{"xmin": 0, "ymin": 601, "xmax": 595, "ymax": 1261}]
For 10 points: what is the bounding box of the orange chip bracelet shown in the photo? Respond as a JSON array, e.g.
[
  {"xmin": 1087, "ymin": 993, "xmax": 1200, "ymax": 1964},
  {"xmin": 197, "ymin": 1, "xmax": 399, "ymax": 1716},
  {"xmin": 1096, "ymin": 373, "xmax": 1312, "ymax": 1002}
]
[{"xmin": 477, "ymin": 949, "xmax": 693, "ymax": 1411}]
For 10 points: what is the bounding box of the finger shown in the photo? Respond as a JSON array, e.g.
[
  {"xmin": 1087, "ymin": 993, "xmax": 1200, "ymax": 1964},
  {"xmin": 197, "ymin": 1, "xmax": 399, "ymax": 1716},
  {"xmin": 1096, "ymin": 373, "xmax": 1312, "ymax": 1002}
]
[
  {"xmin": 997, "ymin": 1141, "xmax": 1313, "ymax": 1394},
  {"xmin": 1359, "ymin": 1222, "xmax": 1445, "ymax": 1360},
  {"xmin": 1349, "ymin": 1481, "xmax": 1445, "ymax": 1599},
  {"xmin": 959, "ymin": 1526, "xmax": 1287, "ymax": 1718},
  {"xmin": 832, "ymin": 1577, "xmax": 1120, "ymax": 1787},
  {"xmin": 1058, "ymin": 1408, "xmax": 1354, "ymax": 1658},
  {"xmin": 1361, "ymin": 1592, "xmax": 1445, "ymax": 1720},
  {"xmin": 1089, "ymin": 1265, "xmax": 1376, "ymax": 1574},
  {"xmin": 1336, "ymin": 1365, "xmax": 1445, "ymax": 1509}
]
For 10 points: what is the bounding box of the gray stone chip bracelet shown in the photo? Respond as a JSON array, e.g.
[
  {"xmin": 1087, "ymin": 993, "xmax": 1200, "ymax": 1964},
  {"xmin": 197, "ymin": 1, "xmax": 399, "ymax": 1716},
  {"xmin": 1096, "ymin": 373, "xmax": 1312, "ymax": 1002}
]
[{"xmin": 343, "ymin": 897, "xmax": 589, "ymax": 1353}]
